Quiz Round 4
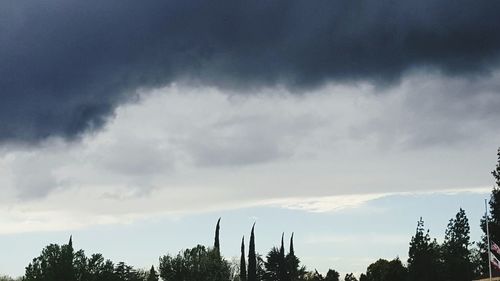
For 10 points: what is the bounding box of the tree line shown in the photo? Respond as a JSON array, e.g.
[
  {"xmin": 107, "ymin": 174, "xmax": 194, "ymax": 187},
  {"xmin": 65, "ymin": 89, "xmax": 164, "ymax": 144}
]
[{"xmin": 2, "ymin": 148, "xmax": 500, "ymax": 281}]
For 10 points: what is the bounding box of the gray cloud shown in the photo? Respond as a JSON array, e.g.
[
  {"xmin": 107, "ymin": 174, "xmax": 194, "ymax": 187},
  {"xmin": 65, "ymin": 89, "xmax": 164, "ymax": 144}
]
[
  {"xmin": 1, "ymin": 0, "xmax": 500, "ymax": 142},
  {"xmin": 353, "ymin": 72, "xmax": 500, "ymax": 149},
  {"xmin": 182, "ymin": 113, "xmax": 320, "ymax": 167}
]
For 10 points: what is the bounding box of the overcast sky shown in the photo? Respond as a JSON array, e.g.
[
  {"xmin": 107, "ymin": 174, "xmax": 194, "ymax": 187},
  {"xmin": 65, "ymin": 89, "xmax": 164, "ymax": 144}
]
[{"xmin": 1, "ymin": 0, "xmax": 500, "ymax": 278}]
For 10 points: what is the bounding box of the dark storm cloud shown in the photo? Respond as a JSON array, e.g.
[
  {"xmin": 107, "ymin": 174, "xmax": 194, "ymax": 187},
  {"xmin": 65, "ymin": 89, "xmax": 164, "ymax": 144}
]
[{"xmin": 1, "ymin": 0, "xmax": 500, "ymax": 142}]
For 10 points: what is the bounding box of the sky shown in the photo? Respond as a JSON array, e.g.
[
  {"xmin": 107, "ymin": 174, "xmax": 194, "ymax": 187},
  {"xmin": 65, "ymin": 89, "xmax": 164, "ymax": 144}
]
[{"xmin": 1, "ymin": 0, "xmax": 500, "ymax": 278}]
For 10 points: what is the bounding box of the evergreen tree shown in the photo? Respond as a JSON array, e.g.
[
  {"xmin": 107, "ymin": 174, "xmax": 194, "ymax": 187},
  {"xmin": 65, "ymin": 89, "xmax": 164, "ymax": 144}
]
[
  {"xmin": 73, "ymin": 249, "xmax": 88, "ymax": 281},
  {"xmin": 264, "ymin": 234, "xmax": 294, "ymax": 281},
  {"xmin": 480, "ymin": 147, "xmax": 500, "ymax": 277},
  {"xmin": 241, "ymin": 236, "xmax": 247, "ymax": 281},
  {"xmin": 407, "ymin": 217, "xmax": 442, "ymax": 281},
  {"xmin": 147, "ymin": 265, "xmax": 159, "ymax": 281},
  {"xmin": 442, "ymin": 208, "xmax": 473, "ymax": 281},
  {"xmin": 324, "ymin": 269, "xmax": 339, "ymax": 281},
  {"xmin": 278, "ymin": 233, "xmax": 289, "ymax": 281},
  {"xmin": 215, "ymin": 218, "xmax": 221, "ymax": 254},
  {"xmin": 286, "ymin": 233, "xmax": 301, "ymax": 281},
  {"xmin": 25, "ymin": 237, "xmax": 78, "ymax": 281},
  {"xmin": 60, "ymin": 236, "xmax": 76, "ymax": 281},
  {"xmin": 248, "ymin": 224, "xmax": 257, "ymax": 281}
]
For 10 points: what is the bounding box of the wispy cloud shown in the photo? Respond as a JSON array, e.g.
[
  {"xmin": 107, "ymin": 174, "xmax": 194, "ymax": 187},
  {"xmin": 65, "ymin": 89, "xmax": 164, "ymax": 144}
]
[{"xmin": 263, "ymin": 187, "xmax": 491, "ymax": 213}]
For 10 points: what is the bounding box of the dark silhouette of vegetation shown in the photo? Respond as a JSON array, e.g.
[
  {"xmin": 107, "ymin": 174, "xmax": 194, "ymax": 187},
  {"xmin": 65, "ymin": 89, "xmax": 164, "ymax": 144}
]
[
  {"xmin": 240, "ymin": 237, "xmax": 247, "ymax": 281},
  {"xmin": 248, "ymin": 224, "xmax": 257, "ymax": 281},
  {"xmin": 158, "ymin": 244, "xmax": 230, "ymax": 281},
  {"xmin": 442, "ymin": 208, "xmax": 473, "ymax": 281},
  {"xmin": 215, "ymin": 218, "xmax": 221, "ymax": 254},
  {"xmin": 324, "ymin": 269, "xmax": 340, "ymax": 281},
  {"xmin": 146, "ymin": 266, "xmax": 158, "ymax": 281},
  {"xmin": 363, "ymin": 258, "xmax": 407, "ymax": 281},
  {"xmin": 23, "ymin": 237, "xmax": 146, "ymax": 281},
  {"xmin": 263, "ymin": 247, "xmax": 281, "ymax": 281},
  {"xmin": 407, "ymin": 217, "xmax": 442, "ymax": 281},
  {"xmin": 286, "ymin": 233, "xmax": 304, "ymax": 281},
  {"xmin": 480, "ymin": 148, "xmax": 500, "ymax": 277}
]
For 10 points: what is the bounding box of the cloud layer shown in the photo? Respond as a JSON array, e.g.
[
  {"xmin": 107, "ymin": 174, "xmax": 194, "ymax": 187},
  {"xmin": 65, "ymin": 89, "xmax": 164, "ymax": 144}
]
[
  {"xmin": 2, "ymin": 0, "xmax": 500, "ymax": 141},
  {"xmin": 0, "ymin": 73, "xmax": 498, "ymax": 232}
]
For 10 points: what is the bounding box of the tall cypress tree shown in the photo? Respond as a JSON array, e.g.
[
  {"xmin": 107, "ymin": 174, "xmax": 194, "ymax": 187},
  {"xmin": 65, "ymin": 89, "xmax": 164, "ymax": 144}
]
[
  {"xmin": 278, "ymin": 233, "xmax": 288, "ymax": 281},
  {"xmin": 241, "ymin": 236, "xmax": 247, "ymax": 281},
  {"xmin": 248, "ymin": 223, "xmax": 257, "ymax": 281},
  {"xmin": 60, "ymin": 235, "xmax": 76, "ymax": 281},
  {"xmin": 214, "ymin": 218, "xmax": 221, "ymax": 254},
  {"xmin": 287, "ymin": 233, "xmax": 300, "ymax": 281}
]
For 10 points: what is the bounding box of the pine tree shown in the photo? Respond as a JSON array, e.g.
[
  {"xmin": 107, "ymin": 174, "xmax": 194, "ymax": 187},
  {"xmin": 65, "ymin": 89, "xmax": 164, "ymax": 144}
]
[
  {"xmin": 480, "ymin": 147, "xmax": 500, "ymax": 277},
  {"xmin": 241, "ymin": 236, "xmax": 247, "ymax": 281},
  {"xmin": 248, "ymin": 223, "xmax": 257, "ymax": 281},
  {"xmin": 442, "ymin": 208, "xmax": 473, "ymax": 281},
  {"xmin": 214, "ymin": 218, "xmax": 221, "ymax": 254},
  {"xmin": 407, "ymin": 217, "xmax": 442, "ymax": 281},
  {"xmin": 147, "ymin": 265, "xmax": 159, "ymax": 281}
]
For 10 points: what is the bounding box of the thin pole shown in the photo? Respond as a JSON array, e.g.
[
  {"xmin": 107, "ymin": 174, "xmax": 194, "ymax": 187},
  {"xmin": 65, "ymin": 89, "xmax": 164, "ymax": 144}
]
[{"xmin": 486, "ymin": 199, "xmax": 493, "ymax": 281}]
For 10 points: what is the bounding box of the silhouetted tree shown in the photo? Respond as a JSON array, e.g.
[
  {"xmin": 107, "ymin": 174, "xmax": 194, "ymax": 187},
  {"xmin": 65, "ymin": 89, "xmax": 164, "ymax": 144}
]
[
  {"xmin": 480, "ymin": 147, "xmax": 500, "ymax": 277},
  {"xmin": 60, "ymin": 236, "xmax": 76, "ymax": 281},
  {"xmin": 24, "ymin": 237, "xmax": 140, "ymax": 281},
  {"xmin": 470, "ymin": 247, "xmax": 483, "ymax": 278},
  {"xmin": 408, "ymin": 218, "xmax": 442, "ymax": 281},
  {"xmin": 215, "ymin": 218, "xmax": 221, "ymax": 255},
  {"xmin": 25, "ymin": 243, "xmax": 64, "ymax": 281},
  {"xmin": 86, "ymin": 253, "xmax": 116, "ymax": 281},
  {"xmin": 363, "ymin": 258, "xmax": 407, "ymax": 281},
  {"xmin": 159, "ymin": 244, "xmax": 231, "ymax": 281},
  {"xmin": 248, "ymin": 224, "xmax": 257, "ymax": 281},
  {"xmin": 324, "ymin": 269, "xmax": 339, "ymax": 281},
  {"xmin": 442, "ymin": 208, "xmax": 473, "ymax": 281},
  {"xmin": 241, "ymin": 237, "xmax": 247, "ymax": 281},
  {"xmin": 286, "ymin": 233, "xmax": 304, "ymax": 281},
  {"xmin": 146, "ymin": 266, "xmax": 158, "ymax": 281},
  {"xmin": 279, "ymin": 234, "xmax": 289, "ymax": 281},
  {"xmin": 264, "ymin": 247, "xmax": 281, "ymax": 281}
]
